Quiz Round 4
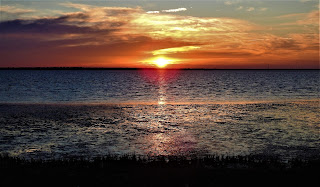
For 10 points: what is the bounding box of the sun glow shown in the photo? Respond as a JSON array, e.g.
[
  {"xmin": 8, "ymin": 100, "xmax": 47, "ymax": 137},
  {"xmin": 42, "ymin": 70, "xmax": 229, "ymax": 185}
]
[
  {"xmin": 154, "ymin": 58, "xmax": 170, "ymax": 68},
  {"xmin": 147, "ymin": 57, "xmax": 177, "ymax": 68}
]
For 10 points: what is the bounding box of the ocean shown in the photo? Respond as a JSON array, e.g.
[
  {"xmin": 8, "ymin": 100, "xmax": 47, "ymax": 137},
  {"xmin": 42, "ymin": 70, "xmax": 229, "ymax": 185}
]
[
  {"xmin": 0, "ymin": 70, "xmax": 319, "ymax": 103},
  {"xmin": 0, "ymin": 70, "xmax": 319, "ymax": 160}
]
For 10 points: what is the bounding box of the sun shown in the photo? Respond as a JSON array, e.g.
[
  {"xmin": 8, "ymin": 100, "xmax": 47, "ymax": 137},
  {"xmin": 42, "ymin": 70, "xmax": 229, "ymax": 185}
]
[
  {"xmin": 152, "ymin": 57, "xmax": 173, "ymax": 68},
  {"xmin": 154, "ymin": 58, "xmax": 169, "ymax": 68},
  {"xmin": 140, "ymin": 56, "xmax": 177, "ymax": 68}
]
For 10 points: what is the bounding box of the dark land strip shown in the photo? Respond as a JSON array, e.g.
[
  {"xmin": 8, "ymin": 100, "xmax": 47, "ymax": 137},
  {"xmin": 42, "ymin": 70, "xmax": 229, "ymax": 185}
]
[{"xmin": 1, "ymin": 154, "xmax": 319, "ymax": 187}]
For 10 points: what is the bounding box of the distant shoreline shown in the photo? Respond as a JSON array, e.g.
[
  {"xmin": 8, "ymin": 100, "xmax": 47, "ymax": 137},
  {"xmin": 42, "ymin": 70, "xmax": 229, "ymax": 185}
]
[{"xmin": 0, "ymin": 67, "xmax": 319, "ymax": 70}]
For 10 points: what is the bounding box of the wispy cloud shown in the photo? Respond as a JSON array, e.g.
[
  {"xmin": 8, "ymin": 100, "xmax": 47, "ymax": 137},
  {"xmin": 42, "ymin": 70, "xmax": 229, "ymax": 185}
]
[
  {"xmin": 224, "ymin": 1, "xmax": 233, "ymax": 6},
  {"xmin": 259, "ymin": 8, "xmax": 268, "ymax": 11},
  {"xmin": 297, "ymin": 10, "xmax": 319, "ymax": 25},
  {"xmin": 162, "ymin": 8, "xmax": 187, "ymax": 13},
  {"xmin": 276, "ymin": 12, "xmax": 307, "ymax": 18},
  {"xmin": 246, "ymin": 7, "xmax": 255, "ymax": 12},
  {"xmin": 146, "ymin": 11, "xmax": 159, "ymax": 14},
  {"xmin": 59, "ymin": 2, "xmax": 93, "ymax": 11},
  {"xmin": 146, "ymin": 7, "xmax": 187, "ymax": 14},
  {"xmin": 0, "ymin": 5, "xmax": 36, "ymax": 20},
  {"xmin": 276, "ymin": 10, "xmax": 319, "ymax": 26},
  {"xmin": 236, "ymin": 6, "xmax": 266, "ymax": 12},
  {"xmin": 0, "ymin": 5, "xmax": 35, "ymax": 14},
  {"xmin": 224, "ymin": 0, "xmax": 242, "ymax": 6},
  {"xmin": 152, "ymin": 46, "xmax": 200, "ymax": 55},
  {"xmin": 236, "ymin": 6, "xmax": 243, "ymax": 10}
]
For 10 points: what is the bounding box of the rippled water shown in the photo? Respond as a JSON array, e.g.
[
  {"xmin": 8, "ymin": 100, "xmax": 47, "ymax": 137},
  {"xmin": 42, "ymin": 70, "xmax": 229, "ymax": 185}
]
[
  {"xmin": 0, "ymin": 70, "xmax": 319, "ymax": 103},
  {"xmin": 0, "ymin": 70, "xmax": 319, "ymax": 159},
  {"xmin": 0, "ymin": 101, "xmax": 319, "ymax": 159}
]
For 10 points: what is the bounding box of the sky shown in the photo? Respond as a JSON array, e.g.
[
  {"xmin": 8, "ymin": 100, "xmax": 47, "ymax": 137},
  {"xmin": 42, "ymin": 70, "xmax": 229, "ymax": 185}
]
[{"xmin": 0, "ymin": 0, "xmax": 319, "ymax": 69}]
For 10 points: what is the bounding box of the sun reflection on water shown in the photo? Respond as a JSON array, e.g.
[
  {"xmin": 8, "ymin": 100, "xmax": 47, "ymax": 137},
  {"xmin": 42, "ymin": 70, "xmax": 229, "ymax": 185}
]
[
  {"xmin": 138, "ymin": 69, "xmax": 180, "ymax": 105},
  {"xmin": 137, "ymin": 69, "xmax": 199, "ymax": 156},
  {"xmin": 157, "ymin": 71, "xmax": 167, "ymax": 105},
  {"xmin": 144, "ymin": 130, "xmax": 197, "ymax": 156}
]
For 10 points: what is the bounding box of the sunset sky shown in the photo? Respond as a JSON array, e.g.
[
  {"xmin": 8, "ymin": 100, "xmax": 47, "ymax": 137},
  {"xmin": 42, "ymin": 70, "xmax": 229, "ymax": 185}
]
[{"xmin": 0, "ymin": 0, "xmax": 319, "ymax": 69}]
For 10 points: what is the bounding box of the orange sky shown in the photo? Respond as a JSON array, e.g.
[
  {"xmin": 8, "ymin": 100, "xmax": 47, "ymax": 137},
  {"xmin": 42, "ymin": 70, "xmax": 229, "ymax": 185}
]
[{"xmin": 0, "ymin": 1, "xmax": 319, "ymax": 69}]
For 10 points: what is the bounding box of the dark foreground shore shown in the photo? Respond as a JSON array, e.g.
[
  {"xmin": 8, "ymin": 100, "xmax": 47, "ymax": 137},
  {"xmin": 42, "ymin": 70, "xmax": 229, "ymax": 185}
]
[{"xmin": 1, "ymin": 154, "xmax": 319, "ymax": 187}]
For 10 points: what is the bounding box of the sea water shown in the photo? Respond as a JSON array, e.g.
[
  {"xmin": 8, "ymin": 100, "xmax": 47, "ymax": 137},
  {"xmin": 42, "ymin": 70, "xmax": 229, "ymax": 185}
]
[
  {"xmin": 0, "ymin": 70, "xmax": 319, "ymax": 159},
  {"xmin": 0, "ymin": 70, "xmax": 319, "ymax": 103}
]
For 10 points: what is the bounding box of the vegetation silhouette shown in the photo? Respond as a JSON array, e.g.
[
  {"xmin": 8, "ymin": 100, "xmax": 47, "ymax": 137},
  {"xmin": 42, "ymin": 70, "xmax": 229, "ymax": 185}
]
[{"xmin": 1, "ymin": 153, "xmax": 319, "ymax": 186}]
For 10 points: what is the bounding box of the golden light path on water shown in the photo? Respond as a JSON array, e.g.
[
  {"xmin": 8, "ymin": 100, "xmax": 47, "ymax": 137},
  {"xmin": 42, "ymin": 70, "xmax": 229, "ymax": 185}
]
[
  {"xmin": 143, "ymin": 70, "xmax": 197, "ymax": 156},
  {"xmin": 158, "ymin": 70, "xmax": 166, "ymax": 105}
]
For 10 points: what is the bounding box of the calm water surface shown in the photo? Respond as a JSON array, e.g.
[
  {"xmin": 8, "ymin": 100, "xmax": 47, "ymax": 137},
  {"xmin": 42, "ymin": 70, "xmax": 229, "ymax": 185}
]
[
  {"xmin": 0, "ymin": 70, "xmax": 319, "ymax": 103},
  {"xmin": 0, "ymin": 70, "xmax": 319, "ymax": 159}
]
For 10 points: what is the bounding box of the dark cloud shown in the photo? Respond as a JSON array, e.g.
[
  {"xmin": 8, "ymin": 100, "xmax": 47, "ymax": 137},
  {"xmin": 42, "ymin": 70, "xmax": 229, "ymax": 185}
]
[
  {"xmin": 0, "ymin": 10, "xmax": 127, "ymax": 67},
  {"xmin": 1, "ymin": 19, "xmax": 86, "ymax": 34},
  {"xmin": 0, "ymin": 14, "xmax": 119, "ymax": 35},
  {"xmin": 269, "ymin": 39, "xmax": 301, "ymax": 51}
]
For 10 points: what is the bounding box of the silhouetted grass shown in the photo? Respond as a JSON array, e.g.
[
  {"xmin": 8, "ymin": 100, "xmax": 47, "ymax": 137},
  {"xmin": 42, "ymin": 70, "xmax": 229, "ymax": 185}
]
[{"xmin": 1, "ymin": 153, "xmax": 319, "ymax": 187}]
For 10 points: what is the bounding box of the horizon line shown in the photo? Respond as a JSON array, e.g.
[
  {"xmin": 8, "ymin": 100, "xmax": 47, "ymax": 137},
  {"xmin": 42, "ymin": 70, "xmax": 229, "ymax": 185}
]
[{"xmin": 0, "ymin": 67, "xmax": 319, "ymax": 70}]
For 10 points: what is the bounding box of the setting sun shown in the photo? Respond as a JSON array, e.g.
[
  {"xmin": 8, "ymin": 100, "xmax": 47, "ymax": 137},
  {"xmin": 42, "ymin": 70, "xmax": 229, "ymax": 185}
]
[
  {"xmin": 140, "ymin": 56, "xmax": 177, "ymax": 68},
  {"xmin": 153, "ymin": 57, "xmax": 171, "ymax": 68}
]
